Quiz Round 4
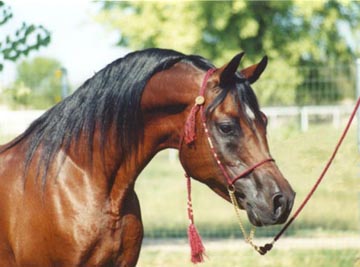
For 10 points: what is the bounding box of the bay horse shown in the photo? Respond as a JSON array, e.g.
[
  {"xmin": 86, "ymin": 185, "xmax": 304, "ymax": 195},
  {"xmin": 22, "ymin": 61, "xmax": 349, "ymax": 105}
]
[{"xmin": 0, "ymin": 48, "xmax": 295, "ymax": 266}]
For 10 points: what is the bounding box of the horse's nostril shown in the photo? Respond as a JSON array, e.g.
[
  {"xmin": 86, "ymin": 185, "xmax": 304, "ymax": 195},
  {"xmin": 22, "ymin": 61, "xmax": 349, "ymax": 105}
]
[{"xmin": 272, "ymin": 193, "xmax": 285, "ymax": 216}]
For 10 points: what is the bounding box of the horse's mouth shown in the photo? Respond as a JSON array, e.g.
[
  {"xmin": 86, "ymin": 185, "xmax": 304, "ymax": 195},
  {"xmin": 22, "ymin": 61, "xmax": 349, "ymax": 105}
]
[
  {"xmin": 232, "ymin": 192, "xmax": 262, "ymax": 226},
  {"xmin": 243, "ymin": 201, "xmax": 277, "ymax": 227},
  {"xmin": 245, "ymin": 205, "xmax": 263, "ymax": 227}
]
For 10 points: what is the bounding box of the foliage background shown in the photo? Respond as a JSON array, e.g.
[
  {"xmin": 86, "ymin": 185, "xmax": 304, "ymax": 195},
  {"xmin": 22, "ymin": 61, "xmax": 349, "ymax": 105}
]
[
  {"xmin": 96, "ymin": 0, "xmax": 360, "ymax": 106},
  {"xmin": 2, "ymin": 57, "xmax": 63, "ymax": 108},
  {"xmin": 0, "ymin": 1, "xmax": 50, "ymax": 71}
]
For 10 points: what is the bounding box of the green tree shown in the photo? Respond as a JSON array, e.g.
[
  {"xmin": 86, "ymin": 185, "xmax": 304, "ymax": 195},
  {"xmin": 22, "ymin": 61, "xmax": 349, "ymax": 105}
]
[
  {"xmin": 0, "ymin": 1, "xmax": 50, "ymax": 71},
  {"xmin": 96, "ymin": 0, "xmax": 360, "ymax": 106},
  {"xmin": 4, "ymin": 57, "xmax": 63, "ymax": 108}
]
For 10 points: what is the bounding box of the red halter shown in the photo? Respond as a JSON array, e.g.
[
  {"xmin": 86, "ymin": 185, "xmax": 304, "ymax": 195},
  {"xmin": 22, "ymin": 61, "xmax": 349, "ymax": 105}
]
[{"xmin": 181, "ymin": 68, "xmax": 273, "ymax": 263}]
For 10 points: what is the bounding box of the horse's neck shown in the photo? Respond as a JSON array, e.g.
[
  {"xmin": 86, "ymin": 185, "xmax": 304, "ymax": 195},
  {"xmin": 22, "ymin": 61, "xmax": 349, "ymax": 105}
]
[
  {"xmin": 139, "ymin": 63, "xmax": 203, "ymax": 156},
  {"xmin": 107, "ymin": 63, "xmax": 203, "ymax": 211}
]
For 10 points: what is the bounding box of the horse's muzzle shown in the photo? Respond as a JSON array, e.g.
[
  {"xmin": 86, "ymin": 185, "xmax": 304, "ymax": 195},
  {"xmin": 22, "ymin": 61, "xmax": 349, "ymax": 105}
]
[{"xmin": 234, "ymin": 173, "xmax": 296, "ymax": 227}]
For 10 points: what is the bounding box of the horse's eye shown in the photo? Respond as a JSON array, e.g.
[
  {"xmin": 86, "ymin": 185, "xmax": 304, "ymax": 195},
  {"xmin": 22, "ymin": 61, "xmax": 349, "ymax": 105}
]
[{"xmin": 218, "ymin": 123, "xmax": 235, "ymax": 135}]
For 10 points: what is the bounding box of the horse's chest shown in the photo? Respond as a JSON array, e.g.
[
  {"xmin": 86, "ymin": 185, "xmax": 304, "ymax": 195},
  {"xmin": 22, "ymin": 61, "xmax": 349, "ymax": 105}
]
[
  {"xmin": 13, "ymin": 206, "xmax": 125, "ymax": 266},
  {"xmin": 57, "ymin": 212, "xmax": 124, "ymax": 263}
]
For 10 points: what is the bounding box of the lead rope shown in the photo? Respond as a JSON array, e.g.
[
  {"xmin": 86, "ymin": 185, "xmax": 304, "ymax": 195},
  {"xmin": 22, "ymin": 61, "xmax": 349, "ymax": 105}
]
[
  {"xmin": 260, "ymin": 95, "xmax": 360, "ymax": 254},
  {"xmin": 183, "ymin": 68, "xmax": 360, "ymax": 261},
  {"xmin": 228, "ymin": 96, "xmax": 360, "ymax": 255}
]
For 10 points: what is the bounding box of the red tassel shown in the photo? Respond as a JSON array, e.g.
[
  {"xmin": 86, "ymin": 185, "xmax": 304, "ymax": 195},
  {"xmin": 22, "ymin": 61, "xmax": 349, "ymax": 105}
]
[
  {"xmin": 186, "ymin": 174, "xmax": 206, "ymax": 264},
  {"xmin": 184, "ymin": 104, "xmax": 199, "ymax": 145},
  {"xmin": 188, "ymin": 223, "xmax": 206, "ymax": 263}
]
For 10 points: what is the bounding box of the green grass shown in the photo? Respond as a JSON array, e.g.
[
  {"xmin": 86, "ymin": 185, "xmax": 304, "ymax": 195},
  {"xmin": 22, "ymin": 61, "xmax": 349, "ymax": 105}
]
[{"xmin": 138, "ymin": 247, "xmax": 360, "ymax": 267}]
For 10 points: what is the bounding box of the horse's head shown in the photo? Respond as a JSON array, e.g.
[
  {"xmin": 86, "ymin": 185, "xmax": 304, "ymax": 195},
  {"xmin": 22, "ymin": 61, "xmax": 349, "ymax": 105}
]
[{"xmin": 179, "ymin": 53, "xmax": 295, "ymax": 226}]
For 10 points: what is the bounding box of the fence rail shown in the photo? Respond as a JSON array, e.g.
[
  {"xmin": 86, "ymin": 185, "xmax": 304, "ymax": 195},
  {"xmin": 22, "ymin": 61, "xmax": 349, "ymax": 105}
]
[
  {"xmin": 0, "ymin": 104, "xmax": 354, "ymax": 139},
  {"xmin": 263, "ymin": 104, "xmax": 354, "ymax": 131}
]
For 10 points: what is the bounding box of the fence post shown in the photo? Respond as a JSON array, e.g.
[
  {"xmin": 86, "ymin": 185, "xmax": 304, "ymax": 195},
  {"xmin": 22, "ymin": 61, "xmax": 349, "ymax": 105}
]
[
  {"xmin": 300, "ymin": 107, "xmax": 308, "ymax": 132},
  {"xmin": 332, "ymin": 108, "xmax": 340, "ymax": 129}
]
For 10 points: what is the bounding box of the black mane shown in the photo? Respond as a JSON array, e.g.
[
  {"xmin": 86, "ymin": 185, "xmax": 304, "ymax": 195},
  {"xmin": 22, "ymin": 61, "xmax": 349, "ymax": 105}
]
[{"xmin": 0, "ymin": 48, "xmax": 214, "ymax": 184}]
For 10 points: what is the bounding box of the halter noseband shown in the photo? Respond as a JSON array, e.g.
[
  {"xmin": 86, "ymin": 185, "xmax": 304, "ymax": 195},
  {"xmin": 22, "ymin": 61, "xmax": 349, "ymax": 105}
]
[{"xmin": 183, "ymin": 68, "xmax": 274, "ymax": 186}]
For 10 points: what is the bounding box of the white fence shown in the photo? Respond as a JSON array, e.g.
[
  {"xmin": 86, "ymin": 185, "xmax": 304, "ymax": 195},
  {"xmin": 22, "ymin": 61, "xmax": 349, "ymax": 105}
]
[
  {"xmin": 0, "ymin": 105, "xmax": 355, "ymax": 139},
  {"xmin": 263, "ymin": 105, "xmax": 354, "ymax": 131}
]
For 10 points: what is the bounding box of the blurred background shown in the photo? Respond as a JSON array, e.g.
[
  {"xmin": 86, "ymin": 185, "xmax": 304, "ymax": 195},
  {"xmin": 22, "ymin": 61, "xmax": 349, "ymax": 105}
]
[{"xmin": 0, "ymin": 1, "xmax": 359, "ymax": 266}]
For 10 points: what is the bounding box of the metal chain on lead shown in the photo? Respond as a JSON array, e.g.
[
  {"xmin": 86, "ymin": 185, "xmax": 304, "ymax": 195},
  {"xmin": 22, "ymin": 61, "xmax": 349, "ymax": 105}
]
[{"xmin": 228, "ymin": 185, "xmax": 261, "ymax": 253}]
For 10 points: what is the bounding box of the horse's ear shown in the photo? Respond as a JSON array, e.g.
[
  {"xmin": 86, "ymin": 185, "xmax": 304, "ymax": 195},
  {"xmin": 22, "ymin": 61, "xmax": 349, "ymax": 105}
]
[
  {"xmin": 240, "ymin": 56, "xmax": 268, "ymax": 84},
  {"xmin": 216, "ymin": 52, "xmax": 245, "ymax": 86}
]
